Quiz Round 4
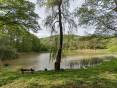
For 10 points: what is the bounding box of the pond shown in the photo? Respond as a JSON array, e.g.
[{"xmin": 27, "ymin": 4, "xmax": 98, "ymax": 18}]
[{"xmin": 1, "ymin": 53, "xmax": 117, "ymax": 71}]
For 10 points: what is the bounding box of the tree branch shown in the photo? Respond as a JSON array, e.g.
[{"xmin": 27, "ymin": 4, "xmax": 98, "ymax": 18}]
[{"xmin": 51, "ymin": 21, "xmax": 59, "ymax": 34}]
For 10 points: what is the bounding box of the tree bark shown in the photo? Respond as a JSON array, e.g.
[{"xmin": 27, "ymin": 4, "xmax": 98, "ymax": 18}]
[{"xmin": 55, "ymin": 1, "xmax": 63, "ymax": 71}]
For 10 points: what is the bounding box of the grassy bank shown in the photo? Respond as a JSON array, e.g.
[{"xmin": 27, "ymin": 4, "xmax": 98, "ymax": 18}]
[
  {"xmin": 64, "ymin": 49, "xmax": 117, "ymax": 57},
  {"xmin": 1, "ymin": 58, "xmax": 117, "ymax": 88}
]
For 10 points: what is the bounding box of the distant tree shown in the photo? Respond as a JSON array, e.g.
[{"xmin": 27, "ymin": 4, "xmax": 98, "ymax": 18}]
[
  {"xmin": 75, "ymin": 0, "xmax": 117, "ymax": 34},
  {"xmin": 38, "ymin": 0, "xmax": 77, "ymax": 70}
]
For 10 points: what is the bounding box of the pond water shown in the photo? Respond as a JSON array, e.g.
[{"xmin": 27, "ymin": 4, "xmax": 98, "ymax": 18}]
[{"xmin": 1, "ymin": 53, "xmax": 117, "ymax": 71}]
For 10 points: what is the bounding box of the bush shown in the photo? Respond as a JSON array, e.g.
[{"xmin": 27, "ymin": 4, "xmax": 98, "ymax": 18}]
[{"xmin": 0, "ymin": 46, "xmax": 17, "ymax": 60}]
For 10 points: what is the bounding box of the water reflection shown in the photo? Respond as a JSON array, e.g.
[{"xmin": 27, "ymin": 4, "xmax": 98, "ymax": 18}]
[{"xmin": 1, "ymin": 53, "xmax": 117, "ymax": 71}]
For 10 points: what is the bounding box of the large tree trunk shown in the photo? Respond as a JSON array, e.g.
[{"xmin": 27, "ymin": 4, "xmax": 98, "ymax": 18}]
[{"xmin": 55, "ymin": 1, "xmax": 63, "ymax": 71}]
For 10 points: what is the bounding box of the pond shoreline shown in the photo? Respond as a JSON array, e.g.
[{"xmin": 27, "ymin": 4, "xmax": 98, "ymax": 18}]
[{"xmin": 0, "ymin": 49, "xmax": 117, "ymax": 71}]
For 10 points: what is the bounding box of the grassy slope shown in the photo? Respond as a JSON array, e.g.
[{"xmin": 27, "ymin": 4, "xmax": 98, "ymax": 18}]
[
  {"xmin": 40, "ymin": 35, "xmax": 80, "ymax": 45},
  {"xmin": 64, "ymin": 49, "xmax": 117, "ymax": 57},
  {"xmin": 40, "ymin": 35, "xmax": 117, "ymax": 52},
  {"xmin": 1, "ymin": 58, "xmax": 117, "ymax": 88}
]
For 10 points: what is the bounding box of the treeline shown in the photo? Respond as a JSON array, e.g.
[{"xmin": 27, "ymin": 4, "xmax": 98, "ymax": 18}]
[{"xmin": 0, "ymin": 31, "xmax": 48, "ymax": 60}]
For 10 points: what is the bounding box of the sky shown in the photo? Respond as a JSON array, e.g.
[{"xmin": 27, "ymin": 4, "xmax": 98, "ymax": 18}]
[{"xmin": 29, "ymin": 0, "xmax": 95, "ymax": 38}]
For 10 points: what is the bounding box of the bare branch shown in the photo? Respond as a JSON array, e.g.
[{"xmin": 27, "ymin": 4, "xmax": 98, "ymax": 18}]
[{"xmin": 51, "ymin": 21, "xmax": 59, "ymax": 34}]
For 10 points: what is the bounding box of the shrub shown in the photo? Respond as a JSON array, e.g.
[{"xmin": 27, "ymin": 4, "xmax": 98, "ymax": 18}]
[{"xmin": 0, "ymin": 46, "xmax": 17, "ymax": 60}]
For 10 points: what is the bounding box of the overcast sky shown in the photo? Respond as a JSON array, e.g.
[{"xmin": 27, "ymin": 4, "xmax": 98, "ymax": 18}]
[{"xmin": 29, "ymin": 0, "xmax": 95, "ymax": 38}]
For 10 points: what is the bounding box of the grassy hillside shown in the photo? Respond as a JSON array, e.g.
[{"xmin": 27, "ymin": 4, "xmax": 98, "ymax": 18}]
[
  {"xmin": 40, "ymin": 35, "xmax": 117, "ymax": 52},
  {"xmin": 1, "ymin": 58, "xmax": 117, "ymax": 88}
]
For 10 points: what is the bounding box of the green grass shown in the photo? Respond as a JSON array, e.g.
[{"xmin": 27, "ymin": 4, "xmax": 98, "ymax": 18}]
[
  {"xmin": 1, "ymin": 58, "xmax": 117, "ymax": 88},
  {"xmin": 64, "ymin": 49, "xmax": 117, "ymax": 57},
  {"xmin": 107, "ymin": 38, "xmax": 117, "ymax": 52}
]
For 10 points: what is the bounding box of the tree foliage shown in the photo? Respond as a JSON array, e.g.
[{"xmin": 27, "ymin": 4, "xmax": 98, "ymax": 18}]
[
  {"xmin": 0, "ymin": 0, "xmax": 40, "ymax": 32},
  {"xmin": 0, "ymin": 0, "xmax": 46, "ymax": 60},
  {"xmin": 75, "ymin": 0, "xmax": 117, "ymax": 34}
]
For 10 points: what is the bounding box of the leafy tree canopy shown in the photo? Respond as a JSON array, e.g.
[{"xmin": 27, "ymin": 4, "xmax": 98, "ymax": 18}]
[
  {"xmin": 75, "ymin": 0, "xmax": 117, "ymax": 34},
  {"xmin": 0, "ymin": 0, "xmax": 40, "ymax": 32}
]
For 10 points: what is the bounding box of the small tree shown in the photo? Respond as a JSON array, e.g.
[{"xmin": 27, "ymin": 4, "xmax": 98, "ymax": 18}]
[{"xmin": 38, "ymin": 0, "xmax": 77, "ymax": 70}]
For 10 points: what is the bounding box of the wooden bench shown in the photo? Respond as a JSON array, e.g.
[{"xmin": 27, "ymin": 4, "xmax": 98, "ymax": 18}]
[{"xmin": 20, "ymin": 68, "xmax": 35, "ymax": 74}]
